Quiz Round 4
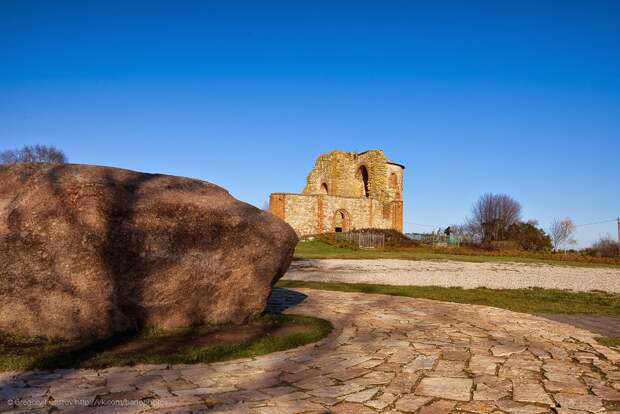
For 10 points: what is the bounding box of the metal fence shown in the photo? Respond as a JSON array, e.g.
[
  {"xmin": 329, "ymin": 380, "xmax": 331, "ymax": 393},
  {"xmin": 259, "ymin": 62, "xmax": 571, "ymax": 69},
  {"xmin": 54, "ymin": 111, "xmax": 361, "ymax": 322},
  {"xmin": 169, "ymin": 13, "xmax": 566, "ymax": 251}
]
[
  {"xmin": 406, "ymin": 233, "xmax": 460, "ymax": 247},
  {"xmin": 334, "ymin": 231, "xmax": 385, "ymax": 249}
]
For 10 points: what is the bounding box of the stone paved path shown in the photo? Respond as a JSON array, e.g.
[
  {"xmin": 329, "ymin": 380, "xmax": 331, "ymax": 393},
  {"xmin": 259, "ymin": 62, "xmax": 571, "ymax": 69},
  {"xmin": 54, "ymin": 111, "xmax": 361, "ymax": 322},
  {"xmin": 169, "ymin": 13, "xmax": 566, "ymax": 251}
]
[{"xmin": 1, "ymin": 288, "xmax": 620, "ymax": 413}]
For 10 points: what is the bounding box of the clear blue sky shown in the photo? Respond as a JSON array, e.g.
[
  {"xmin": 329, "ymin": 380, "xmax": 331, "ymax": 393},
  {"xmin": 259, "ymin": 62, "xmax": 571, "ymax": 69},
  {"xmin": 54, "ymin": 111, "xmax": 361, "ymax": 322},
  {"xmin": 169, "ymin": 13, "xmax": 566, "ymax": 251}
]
[{"xmin": 2, "ymin": 1, "xmax": 619, "ymax": 247}]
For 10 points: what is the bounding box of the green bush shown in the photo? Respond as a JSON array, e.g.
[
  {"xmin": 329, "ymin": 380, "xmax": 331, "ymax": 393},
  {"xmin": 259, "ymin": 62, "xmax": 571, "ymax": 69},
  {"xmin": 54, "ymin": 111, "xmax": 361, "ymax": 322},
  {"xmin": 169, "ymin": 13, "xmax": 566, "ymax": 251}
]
[{"xmin": 505, "ymin": 221, "xmax": 553, "ymax": 251}]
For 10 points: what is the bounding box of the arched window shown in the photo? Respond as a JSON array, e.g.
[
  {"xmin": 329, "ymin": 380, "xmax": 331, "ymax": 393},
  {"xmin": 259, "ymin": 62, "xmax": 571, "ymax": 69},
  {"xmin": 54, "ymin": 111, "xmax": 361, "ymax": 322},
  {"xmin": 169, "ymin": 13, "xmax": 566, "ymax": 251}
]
[
  {"xmin": 320, "ymin": 182, "xmax": 328, "ymax": 194},
  {"xmin": 358, "ymin": 166, "xmax": 369, "ymax": 198},
  {"xmin": 333, "ymin": 209, "xmax": 351, "ymax": 232}
]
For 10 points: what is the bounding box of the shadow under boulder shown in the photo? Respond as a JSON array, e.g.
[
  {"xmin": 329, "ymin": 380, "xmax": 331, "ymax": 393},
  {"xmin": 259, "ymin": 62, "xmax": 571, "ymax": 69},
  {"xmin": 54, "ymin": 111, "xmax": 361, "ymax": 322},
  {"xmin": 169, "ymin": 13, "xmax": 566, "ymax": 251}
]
[{"xmin": 0, "ymin": 163, "xmax": 298, "ymax": 340}]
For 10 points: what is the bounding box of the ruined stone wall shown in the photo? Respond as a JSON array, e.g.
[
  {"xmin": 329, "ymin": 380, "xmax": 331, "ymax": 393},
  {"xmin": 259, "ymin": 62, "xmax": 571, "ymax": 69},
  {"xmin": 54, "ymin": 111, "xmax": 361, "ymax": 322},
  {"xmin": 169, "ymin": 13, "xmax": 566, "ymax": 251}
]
[
  {"xmin": 269, "ymin": 193, "xmax": 396, "ymax": 236},
  {"xmin": 271, "ymin": 149, "xmax": 405, "ymax": 235},
  {"xmin": 303, "ymin": 150, "xmax": 392, "ymax": 200},
  {"xmin": 269, "ymin": 194, "xmax": 286, "ymax": 220},
  {"xmin": 391, "ymin": 201, "xmax": 403, "ymax": 232},
  {"xmin": 357, "ymin": 151, "xmax": 389, "ymax": 200},
  {"xmin": 386, "ymin": 163, "xmax": 404, "ymax": 201},
  {"xmin": 270, "ymin": 194, "xmax": 318, "ymax": 236}
]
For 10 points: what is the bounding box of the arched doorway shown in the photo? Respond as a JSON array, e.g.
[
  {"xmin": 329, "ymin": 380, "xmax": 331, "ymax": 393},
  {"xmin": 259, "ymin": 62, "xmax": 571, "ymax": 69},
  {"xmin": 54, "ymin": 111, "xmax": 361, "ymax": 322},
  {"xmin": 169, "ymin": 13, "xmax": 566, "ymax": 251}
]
[
  {"xmin": 358, "ymin": 166, "xmax": 369, "ymax": 197},
  {"xmin": 320, "ymin": 182, "xmax": 328, "ymax": 194},
  {"xmin": 333, "ymin": 209, "xmax": 351, "ymax": 232}
]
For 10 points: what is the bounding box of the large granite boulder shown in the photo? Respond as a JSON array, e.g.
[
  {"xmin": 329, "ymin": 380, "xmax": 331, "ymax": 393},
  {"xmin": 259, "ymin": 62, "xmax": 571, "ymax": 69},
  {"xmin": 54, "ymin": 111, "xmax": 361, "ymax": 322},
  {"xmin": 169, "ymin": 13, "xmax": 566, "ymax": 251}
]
[{"xmin": 0, "ymin": 164, "xmax": 298, "ymax": 339}]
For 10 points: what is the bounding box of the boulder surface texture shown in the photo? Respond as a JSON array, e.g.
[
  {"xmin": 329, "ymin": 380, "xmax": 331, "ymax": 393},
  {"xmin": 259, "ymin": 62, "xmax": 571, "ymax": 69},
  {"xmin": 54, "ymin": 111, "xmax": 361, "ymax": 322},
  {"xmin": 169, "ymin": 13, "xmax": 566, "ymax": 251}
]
[{"xmin": 0, "ymin": 164, "xmax": 298, "ymax": 339}]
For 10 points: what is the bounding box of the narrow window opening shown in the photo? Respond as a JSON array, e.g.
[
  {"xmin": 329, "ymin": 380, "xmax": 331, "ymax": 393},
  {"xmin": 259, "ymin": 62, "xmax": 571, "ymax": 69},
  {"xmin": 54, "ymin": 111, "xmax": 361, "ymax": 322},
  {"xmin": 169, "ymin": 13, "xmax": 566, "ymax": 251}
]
[{"xmin": 359, "ymin": 166, "xmax": 369, "ymax": 197}]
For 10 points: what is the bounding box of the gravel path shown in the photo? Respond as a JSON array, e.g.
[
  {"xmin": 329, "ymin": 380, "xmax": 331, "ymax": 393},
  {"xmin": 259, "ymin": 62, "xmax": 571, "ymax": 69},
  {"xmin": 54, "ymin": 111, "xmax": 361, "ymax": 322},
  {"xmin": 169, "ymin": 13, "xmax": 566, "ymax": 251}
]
[{"xmin": 284, "ymin": 259, "xmax": 620, "ymax": 293}]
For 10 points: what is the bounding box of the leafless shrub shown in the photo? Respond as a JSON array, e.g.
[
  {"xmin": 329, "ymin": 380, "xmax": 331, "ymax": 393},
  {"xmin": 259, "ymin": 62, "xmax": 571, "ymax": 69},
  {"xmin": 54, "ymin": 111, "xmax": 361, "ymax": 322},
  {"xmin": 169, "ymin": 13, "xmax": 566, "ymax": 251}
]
[
  {"xmin": 549, "ymin": 218, "xmax": 576, "ymax": 251},
  {"xmin": 589, "ymin": 236, "xmax": 619, "ymax": 257},
  {"xmin": 0, "ymin": 144, "xmax": 67, "ymax": 165}
]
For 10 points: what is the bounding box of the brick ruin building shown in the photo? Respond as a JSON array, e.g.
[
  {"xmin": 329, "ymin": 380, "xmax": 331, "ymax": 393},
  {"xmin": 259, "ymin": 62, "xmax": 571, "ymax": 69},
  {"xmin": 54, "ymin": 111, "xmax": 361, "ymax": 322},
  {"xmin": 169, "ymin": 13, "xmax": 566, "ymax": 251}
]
[{"xmin": 269, "ymin": 150, "xmax": 404, "ymax": 236}]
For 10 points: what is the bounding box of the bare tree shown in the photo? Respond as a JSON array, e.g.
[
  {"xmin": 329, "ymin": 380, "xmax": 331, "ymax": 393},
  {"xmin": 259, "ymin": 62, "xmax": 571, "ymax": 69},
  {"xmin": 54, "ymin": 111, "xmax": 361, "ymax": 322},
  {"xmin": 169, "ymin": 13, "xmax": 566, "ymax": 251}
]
[
  {"xmin": 0, "ymin": 144, "xmax": 67, "ymax": 165},
  {"xmin": 470, "ymin": 193, "xmax": 522, "ymax": 242},
  {"xmin": 549, "ymin": 218, "xmax": 576, "ymax": 251}
]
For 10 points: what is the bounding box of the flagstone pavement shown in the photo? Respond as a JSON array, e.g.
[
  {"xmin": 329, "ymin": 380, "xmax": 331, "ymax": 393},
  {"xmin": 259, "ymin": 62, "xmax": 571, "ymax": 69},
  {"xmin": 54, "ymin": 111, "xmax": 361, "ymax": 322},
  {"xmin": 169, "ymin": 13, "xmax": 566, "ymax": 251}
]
[{"xmin": 1, "ymin": 288, "xmax": 619, "ymax": 414}]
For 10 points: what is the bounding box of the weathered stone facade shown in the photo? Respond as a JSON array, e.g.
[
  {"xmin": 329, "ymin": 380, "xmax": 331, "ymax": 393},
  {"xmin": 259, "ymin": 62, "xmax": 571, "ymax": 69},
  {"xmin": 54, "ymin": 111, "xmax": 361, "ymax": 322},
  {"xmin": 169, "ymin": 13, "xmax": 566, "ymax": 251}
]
[{"xmin": 270, "ymin": 150, "xmax": 404, "ymax": 236}]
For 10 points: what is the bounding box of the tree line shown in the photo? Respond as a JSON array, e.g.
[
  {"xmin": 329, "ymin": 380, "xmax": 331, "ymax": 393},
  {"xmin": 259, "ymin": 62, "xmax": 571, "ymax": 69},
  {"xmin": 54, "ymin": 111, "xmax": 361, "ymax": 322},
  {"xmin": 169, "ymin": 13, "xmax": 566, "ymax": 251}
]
[
  {"xmin": 451, "ymin": 193, "xmax": 618, "ymax": 257},
  {"xmin": 0, "ymin": 144, "xmax": 67, "ymax": 165}
]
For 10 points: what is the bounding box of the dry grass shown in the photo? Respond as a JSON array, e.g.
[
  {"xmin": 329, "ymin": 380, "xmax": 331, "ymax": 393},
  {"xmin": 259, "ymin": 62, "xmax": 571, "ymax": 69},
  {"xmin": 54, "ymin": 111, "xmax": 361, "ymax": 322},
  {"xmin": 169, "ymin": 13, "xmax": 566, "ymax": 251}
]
[
  {"xmin": 296, "ymin": 239, "xmax": 620, "ymax": 268},
  {"xmin": 595, "ymin": 337, "xmax": 620, "ymax": 350}
]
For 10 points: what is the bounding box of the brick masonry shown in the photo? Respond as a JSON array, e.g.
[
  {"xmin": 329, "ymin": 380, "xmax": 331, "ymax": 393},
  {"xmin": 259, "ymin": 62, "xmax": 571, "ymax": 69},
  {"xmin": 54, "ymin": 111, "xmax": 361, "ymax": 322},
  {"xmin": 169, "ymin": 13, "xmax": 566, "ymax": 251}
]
[{"xmin": 270, "ymin": 150, "xmax": 404, "ymax": 236}]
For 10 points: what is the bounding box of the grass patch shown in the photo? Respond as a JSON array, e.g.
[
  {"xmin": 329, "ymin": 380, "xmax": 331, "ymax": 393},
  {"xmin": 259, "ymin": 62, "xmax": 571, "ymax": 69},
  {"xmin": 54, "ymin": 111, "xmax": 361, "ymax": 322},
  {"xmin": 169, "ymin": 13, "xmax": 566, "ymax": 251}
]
[
  {"xmin": 295, "ymin": 239, "xmax": 620, "ymax": 268},
  {"xmin": 0, "ymin": 314, "xmax": 332, "ymax": 372},
  {"xmin": 277, "ymin": 280, "xmax": 620, "ymax": 315},
  {"xmin": 595, "ymin": 337, "xmax": 620, "ymax": 350}
]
